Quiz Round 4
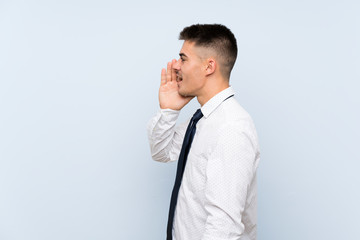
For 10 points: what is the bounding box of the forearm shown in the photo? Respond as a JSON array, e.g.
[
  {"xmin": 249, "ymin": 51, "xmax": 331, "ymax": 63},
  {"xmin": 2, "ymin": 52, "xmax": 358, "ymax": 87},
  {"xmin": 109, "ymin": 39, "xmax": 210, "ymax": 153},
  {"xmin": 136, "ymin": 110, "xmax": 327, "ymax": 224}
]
[{"xmin": 147, "ymin": 108, "xmax": 185, "ymax": 162}]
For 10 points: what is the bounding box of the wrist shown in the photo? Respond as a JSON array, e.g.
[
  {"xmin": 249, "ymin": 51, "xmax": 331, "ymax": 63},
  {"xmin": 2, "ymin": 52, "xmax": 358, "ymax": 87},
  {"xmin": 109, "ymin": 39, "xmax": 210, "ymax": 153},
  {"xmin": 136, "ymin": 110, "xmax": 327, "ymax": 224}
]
[{"xmin": 159, "ymin": 105, "xmax": 183, "ymax": 111}]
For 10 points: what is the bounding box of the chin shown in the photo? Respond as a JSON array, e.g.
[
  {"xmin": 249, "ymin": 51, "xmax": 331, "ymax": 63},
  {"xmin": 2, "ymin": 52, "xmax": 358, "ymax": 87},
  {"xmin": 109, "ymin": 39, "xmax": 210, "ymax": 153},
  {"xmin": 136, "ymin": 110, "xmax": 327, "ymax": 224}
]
[
  {"xmin": 178, "ymin": 89, "xmax": 188, "ymax": 97},
  {"xmin": 179, "ymin": 90, "xmax": 195, "ymax": 98},
  {"xmin": 178, "ymin": 90, "xmax": 187, "ymax": 97}
]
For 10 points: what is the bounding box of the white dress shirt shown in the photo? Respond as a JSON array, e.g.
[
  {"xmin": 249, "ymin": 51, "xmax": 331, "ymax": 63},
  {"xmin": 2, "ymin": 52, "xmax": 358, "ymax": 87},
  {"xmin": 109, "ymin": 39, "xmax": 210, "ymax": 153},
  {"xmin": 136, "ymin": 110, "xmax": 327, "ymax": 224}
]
[{"xmin": 147, "ymin": 86, "xmax": 260, "ymax": 240}]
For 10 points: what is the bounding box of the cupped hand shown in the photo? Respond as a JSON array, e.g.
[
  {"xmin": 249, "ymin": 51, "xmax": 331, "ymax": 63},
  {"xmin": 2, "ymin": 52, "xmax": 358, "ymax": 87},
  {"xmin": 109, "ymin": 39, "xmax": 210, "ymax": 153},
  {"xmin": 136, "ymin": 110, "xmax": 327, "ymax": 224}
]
[{"xmin": 159, "ymin": 59, "xmax": 194, "ymax": 110}]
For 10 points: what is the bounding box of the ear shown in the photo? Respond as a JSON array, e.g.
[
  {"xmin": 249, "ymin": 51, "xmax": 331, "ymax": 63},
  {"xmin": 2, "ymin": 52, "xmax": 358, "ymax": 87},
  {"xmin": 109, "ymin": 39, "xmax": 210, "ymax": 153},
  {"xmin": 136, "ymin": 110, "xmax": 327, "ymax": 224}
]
[{"xmin": 205, "ymin": 58, "xmax": 216, "ymax": 76}]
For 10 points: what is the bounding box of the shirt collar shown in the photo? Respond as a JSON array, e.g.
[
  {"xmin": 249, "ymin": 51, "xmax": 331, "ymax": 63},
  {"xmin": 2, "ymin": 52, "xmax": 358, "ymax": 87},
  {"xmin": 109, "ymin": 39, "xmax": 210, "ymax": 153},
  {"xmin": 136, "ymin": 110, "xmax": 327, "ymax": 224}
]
[{"xmin": 201, "ymin": 86, "xmax": 235, "ymax": 119}]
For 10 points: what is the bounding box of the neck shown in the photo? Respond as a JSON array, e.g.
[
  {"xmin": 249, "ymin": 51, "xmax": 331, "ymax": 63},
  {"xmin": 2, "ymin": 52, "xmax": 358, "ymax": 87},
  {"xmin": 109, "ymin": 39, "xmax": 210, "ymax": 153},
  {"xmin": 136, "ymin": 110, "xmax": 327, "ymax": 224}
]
[{"xmin": 197, "ymin": 77, "xmax": 230, "ymax": 106}]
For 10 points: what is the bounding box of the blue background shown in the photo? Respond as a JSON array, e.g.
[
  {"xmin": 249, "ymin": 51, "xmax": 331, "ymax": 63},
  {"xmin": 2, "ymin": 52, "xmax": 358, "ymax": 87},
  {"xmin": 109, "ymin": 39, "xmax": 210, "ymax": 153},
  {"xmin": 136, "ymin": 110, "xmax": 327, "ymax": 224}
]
[{"xmin": 0, "ymin": 0, "xmax": 359, "ymax": 239}]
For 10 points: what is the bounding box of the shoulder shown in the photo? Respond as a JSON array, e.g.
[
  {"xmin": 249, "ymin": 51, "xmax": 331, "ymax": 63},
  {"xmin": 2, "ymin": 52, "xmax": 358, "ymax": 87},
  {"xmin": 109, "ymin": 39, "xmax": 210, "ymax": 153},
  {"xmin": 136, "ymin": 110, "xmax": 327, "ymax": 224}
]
[
  {"xmin": 211, "ymin": 98, "xmax": 255, "ymax": 129},
  {"xmin": 206, "ymin": 98, "xmax": 259, "ymax": 147}
]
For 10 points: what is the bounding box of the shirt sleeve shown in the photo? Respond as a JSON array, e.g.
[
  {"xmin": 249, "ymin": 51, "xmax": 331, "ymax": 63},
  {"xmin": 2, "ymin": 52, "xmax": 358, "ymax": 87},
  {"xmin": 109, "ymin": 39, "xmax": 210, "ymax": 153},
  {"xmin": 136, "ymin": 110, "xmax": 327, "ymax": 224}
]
[
  {"xmin": 201, "ymin": 123, "xmax": 258, "ymax": 240},
  {"xmin": 147, "ymin": 108, "xmax": 189, "ymax": 163}
]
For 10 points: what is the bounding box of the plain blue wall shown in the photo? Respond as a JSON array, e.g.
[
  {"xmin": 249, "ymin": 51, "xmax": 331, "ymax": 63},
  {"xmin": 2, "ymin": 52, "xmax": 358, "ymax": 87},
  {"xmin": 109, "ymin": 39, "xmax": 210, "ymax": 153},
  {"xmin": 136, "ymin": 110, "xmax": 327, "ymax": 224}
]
[{"xmin": 0, "ymin": 0, "xmax": 359, "ymax": 239}]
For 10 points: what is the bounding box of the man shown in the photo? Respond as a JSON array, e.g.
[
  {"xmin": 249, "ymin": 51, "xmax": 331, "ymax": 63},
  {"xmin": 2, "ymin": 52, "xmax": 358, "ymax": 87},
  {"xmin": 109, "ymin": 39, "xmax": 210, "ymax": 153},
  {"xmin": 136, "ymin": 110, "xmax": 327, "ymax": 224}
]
[{"xmin": 147, "ymin": 24, "xmax": 260, "ymax": 240}]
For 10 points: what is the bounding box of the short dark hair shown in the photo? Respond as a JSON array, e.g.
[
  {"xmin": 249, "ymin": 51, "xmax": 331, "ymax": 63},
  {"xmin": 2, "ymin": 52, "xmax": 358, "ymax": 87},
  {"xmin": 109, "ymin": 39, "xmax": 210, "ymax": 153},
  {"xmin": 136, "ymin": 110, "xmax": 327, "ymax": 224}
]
[{"xmin": 179, "ymin": 24, "xmax": 238, "ymax": 79}]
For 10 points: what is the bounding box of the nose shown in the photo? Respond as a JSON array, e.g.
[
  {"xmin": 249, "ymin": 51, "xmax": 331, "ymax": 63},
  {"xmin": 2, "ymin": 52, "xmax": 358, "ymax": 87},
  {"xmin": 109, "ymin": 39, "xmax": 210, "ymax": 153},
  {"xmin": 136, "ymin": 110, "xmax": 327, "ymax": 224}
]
[{"xmin": 172, "ymin": 59, "xmax": 181, "ymax": 70}]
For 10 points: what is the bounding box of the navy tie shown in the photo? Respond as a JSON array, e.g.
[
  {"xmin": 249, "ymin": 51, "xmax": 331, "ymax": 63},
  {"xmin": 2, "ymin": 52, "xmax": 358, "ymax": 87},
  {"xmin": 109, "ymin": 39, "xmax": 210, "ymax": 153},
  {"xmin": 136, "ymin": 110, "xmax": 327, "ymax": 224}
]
[{"xmin": 166, "ymin": 109, "xmax": 203, "ymax": 240}]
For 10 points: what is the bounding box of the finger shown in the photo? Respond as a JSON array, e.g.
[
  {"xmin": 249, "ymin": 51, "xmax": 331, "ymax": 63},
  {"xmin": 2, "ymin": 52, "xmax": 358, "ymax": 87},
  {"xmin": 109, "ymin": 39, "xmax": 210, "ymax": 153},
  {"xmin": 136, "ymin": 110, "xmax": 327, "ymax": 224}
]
[
  {"xmin": 161, "ymin": 68, "xmax": 166, "ymax": 86},
  {"xmin": 171, "ymin": 59, "xmax": 177, "ymax": 81},
  {"xmin": 166, "ymin": 61, "xmax": 172, "ymax": 82}
]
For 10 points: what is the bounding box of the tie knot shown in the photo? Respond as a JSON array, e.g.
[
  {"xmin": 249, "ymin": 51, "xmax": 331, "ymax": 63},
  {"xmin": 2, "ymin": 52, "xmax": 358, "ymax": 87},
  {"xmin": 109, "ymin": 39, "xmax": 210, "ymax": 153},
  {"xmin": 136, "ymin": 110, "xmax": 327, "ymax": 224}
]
[{"xmin": 192, "ymin": 109, "xmax": 203, "ymax": 123}]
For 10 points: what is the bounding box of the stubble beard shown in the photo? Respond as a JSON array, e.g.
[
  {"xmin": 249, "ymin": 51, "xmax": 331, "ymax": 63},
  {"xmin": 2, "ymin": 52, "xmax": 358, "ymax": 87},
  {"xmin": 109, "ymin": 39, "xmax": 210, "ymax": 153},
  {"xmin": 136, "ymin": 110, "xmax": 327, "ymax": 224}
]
[{"xmin": 178, "ymin": 88, "xmax": 195, "ymax": 98}]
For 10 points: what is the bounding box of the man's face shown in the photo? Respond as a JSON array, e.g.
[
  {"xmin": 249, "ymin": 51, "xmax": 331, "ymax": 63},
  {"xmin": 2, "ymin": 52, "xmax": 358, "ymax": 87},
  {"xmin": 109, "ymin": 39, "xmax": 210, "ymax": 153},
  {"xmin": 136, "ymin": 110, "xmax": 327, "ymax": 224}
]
[{"xmin": 173, "ymin": 41, "xmax": 207, "ymax": 97}]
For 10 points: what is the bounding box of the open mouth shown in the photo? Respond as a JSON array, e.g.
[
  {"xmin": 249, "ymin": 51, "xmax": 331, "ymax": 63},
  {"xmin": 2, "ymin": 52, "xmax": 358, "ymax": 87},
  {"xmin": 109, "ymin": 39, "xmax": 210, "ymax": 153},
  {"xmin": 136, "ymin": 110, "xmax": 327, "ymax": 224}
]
[{"xmin": 176, "ymin": 74, "xmax": 183, "ymax": 82}]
